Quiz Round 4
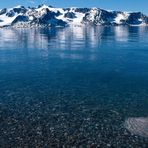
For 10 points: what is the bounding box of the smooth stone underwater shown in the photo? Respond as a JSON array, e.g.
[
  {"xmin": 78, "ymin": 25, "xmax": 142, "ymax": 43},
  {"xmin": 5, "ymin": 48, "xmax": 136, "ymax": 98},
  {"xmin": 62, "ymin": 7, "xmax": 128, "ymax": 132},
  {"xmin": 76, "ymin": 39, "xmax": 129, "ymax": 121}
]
[{"xmin": 125, "ymin": 117, "xmax": 148, "ymax": 138}]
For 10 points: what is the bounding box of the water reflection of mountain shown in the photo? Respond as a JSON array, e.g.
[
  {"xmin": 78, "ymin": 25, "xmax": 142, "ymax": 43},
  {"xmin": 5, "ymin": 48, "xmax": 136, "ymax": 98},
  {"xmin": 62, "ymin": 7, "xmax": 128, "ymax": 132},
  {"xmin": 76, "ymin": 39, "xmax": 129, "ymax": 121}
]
[{"xmin": 0, "ymin": 26, "xmax": 148, "ymax": 55}]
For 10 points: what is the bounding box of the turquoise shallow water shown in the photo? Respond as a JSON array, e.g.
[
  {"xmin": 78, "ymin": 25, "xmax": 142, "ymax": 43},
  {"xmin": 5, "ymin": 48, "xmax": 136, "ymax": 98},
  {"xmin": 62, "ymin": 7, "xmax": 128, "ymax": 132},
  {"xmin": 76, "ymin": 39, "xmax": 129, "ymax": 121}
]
[{"xmin": 0, "ymin": 26, "xmax": 148, "ymax": 147}]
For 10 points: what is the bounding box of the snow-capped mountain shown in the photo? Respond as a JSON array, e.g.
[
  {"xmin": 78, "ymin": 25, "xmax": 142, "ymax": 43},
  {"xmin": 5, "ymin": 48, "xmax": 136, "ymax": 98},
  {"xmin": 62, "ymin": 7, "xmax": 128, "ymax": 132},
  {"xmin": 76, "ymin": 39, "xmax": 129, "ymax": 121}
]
[{"xmin": 0, "ymin": 4, "xmax": 148, "ymax": 27}]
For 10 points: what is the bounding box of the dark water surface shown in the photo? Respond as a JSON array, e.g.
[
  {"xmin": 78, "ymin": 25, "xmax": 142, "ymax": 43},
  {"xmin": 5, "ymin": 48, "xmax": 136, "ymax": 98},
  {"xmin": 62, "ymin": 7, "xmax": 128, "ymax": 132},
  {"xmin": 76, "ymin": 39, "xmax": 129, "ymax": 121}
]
[{"xmin": 0, "ymin": 26, "xmax": 148, "ymax": 147}]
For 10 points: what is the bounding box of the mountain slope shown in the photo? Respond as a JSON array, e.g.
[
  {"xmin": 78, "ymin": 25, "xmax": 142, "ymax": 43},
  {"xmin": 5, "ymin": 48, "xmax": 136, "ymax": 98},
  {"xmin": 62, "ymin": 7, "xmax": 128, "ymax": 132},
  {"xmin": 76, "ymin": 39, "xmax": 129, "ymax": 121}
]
[{"xmin": 0, "ymin": 5, "xmax": 147, "ymax": 27}]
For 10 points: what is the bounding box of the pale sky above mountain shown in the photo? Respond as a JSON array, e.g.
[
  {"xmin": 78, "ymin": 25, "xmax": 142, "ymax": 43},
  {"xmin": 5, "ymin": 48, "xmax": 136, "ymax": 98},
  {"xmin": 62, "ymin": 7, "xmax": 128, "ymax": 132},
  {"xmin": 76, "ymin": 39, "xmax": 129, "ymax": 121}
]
[{"xmin": 1, "ymin": 0, "xmax": 148, "ymax": 14}]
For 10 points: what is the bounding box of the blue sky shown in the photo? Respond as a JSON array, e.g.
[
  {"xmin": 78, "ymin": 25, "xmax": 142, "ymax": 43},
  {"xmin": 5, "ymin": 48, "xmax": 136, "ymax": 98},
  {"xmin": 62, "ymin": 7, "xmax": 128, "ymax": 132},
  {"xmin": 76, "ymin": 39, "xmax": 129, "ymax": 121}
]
[{"xmin": 1, "ymin": 0, "xmax": 148, "ymax": 14}]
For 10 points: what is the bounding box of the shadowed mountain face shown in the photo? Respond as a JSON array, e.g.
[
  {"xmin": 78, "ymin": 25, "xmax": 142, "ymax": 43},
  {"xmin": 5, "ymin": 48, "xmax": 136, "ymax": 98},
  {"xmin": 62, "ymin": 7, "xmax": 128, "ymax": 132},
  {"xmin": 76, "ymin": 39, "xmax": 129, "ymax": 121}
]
[
  {"xmin": 0, "ymin": 8, "xmax": 7, "ymax": 15},
  {"xmin": 0, "ymin": 5, "xmax": 148, "ymax": 27}
]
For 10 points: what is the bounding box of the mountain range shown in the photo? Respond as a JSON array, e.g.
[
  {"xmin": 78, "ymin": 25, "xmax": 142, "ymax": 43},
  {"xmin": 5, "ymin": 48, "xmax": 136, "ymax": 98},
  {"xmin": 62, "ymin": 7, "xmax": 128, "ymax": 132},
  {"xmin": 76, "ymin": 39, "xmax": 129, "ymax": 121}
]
[{"xmin": 0, "ymin": 4, "xmax": 148, "ymax": 27}]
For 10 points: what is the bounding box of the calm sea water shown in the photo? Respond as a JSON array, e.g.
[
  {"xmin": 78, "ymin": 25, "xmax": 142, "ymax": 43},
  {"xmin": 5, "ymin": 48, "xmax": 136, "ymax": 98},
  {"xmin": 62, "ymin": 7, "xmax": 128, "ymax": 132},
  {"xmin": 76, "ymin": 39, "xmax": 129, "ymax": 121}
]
[{"xmin": 0, "ymin": 26, "xmax": 148, "ymax": 147}]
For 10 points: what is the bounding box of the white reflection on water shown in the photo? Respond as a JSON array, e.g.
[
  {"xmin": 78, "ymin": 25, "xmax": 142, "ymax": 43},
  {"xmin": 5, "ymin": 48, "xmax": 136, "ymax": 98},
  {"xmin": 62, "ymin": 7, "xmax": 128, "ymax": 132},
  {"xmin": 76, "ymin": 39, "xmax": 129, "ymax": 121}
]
[
  {"xmin": 114, "ymin": 26, "xmax": 129, "ymax": 42},
  {"xmin": 0, "ymin": 26, "xmax": 148, "ymax": 59},
  {"xmin": 0, "ymin": 26, "xmax": 104, "ymax": 50}
]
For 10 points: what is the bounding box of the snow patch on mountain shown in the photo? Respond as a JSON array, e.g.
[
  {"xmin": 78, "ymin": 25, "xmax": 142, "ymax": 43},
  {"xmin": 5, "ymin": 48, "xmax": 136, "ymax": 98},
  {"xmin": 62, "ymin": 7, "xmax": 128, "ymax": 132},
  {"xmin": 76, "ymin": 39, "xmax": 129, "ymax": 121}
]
[{"xmin": 115, "ymin": 13, "xmax": 129, "ymax": 24}]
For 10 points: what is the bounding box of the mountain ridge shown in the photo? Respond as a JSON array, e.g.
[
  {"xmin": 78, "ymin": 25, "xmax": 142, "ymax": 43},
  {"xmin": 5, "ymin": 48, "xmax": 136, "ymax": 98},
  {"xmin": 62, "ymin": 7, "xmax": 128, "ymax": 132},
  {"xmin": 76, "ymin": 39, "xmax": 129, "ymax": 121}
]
[{"xmin": 0, "ymin": 4, "xmax": 148, "ymax": 27}]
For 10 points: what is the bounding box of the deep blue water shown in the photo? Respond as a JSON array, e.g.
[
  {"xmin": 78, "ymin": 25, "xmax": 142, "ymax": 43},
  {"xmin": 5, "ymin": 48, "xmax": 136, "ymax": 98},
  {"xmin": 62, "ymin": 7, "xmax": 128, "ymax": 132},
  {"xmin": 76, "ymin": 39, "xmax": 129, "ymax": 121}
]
[{"xmin": 0, "ymin": 26, "xmax": 148, "ymax": 147}]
